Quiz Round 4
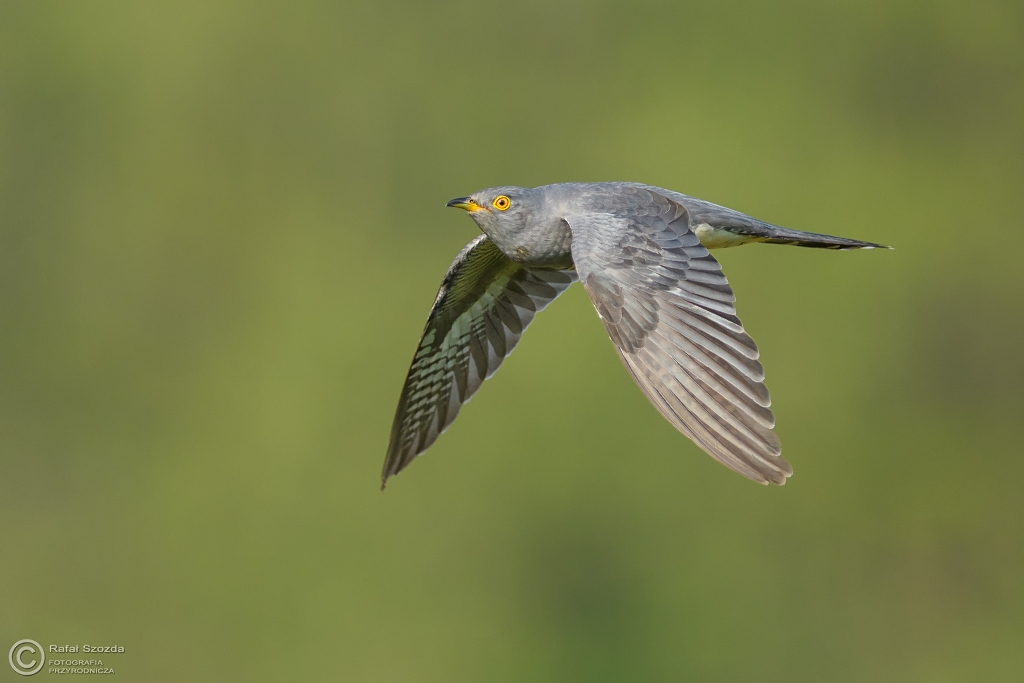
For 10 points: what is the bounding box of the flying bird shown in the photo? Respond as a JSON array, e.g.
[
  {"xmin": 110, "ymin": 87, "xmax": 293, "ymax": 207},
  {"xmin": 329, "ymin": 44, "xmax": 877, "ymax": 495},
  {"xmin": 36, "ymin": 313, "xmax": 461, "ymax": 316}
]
[{"xmin": 383, "ymin": 183, "xmax": 887, "ymax": 488}]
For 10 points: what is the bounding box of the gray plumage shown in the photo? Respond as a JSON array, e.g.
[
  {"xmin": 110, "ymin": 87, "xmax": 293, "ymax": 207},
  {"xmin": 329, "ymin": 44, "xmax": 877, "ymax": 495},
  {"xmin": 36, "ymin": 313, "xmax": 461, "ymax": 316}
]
[{"xmin": 383, "ymin": 182, "xmax": 888, "ymax": 488}]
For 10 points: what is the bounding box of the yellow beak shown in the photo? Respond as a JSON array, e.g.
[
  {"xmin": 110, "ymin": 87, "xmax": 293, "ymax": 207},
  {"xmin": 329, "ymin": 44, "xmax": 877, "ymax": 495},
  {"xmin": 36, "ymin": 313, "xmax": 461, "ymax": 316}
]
[{"xmin": 446, "ymin": 196, "xmax": 489, "ymax": 213}]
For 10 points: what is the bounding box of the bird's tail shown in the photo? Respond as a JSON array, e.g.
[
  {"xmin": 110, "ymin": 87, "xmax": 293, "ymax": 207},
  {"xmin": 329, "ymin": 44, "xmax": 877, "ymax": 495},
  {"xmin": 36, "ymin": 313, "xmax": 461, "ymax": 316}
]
[{"xmin": 761, "ymin": 225, "xmax": 891, "ymax": 250}]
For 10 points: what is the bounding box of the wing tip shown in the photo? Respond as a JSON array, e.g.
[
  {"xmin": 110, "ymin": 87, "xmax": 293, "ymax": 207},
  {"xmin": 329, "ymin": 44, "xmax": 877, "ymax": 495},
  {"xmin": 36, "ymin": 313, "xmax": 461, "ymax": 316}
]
[
  {"xmin": 380, "ymin": 445, "xmax": 404, "ymax": 491},
  {"xmin": 752, "ymin": 469, "xmax": 792, "ymax": 486},
  {"xmin": 739, "ymin": 449, "xmax": 792, "ymax": 486},
  {"xmin": 380, "ymin": 461, "xmax": 404, "ymax": 490},
  {"xmin": 764, "ymin": 458, "xmax": 793, "ymax": 486}
]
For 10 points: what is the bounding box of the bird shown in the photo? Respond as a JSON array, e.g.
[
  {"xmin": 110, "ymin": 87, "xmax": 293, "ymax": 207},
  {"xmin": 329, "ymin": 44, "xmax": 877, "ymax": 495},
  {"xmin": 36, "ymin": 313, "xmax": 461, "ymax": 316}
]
[{"xmin": 382, "ymin": 182, "xmax": 888, "ymax": 489}]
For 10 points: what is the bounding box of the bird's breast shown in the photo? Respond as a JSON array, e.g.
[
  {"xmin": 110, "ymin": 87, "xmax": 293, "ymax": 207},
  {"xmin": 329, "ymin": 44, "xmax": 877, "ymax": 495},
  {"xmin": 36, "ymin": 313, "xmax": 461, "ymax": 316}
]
[{"xmin": 493, "ymin": 218, "xmax": 575, "ymax": 268}]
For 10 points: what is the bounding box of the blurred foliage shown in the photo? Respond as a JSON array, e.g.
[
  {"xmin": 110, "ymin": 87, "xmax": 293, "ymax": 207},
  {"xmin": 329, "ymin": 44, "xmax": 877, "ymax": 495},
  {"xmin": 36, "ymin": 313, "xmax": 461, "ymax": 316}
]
[{"xmin": 1, "ymin": 1, "xmax": 1023, "ymax": 681}]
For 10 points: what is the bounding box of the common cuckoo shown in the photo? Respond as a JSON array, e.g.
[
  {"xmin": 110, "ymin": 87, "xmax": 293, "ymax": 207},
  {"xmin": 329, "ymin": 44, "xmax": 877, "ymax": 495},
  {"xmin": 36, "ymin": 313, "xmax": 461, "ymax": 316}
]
[{"xmin": 383, "ymin": 183, "xmax": 887, "ymax": 488}]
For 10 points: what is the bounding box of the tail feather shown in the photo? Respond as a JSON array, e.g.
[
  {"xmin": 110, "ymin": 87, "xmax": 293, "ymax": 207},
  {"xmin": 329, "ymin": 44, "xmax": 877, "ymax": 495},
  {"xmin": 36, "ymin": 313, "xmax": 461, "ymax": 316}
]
[
  {"xmin": 762, "ymin": 226, "xmax": 891, "ymax": 250},
  {"xmin": 663, "ymin": 191, "xmax": 891, "ymax": 251}
]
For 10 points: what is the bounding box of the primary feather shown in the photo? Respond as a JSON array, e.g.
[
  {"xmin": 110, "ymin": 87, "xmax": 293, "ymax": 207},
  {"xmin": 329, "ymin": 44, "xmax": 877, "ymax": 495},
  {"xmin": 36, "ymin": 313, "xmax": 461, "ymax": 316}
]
[{"xmin": 382, "ymin": 235, "xmax": 576, "ymax": 486}]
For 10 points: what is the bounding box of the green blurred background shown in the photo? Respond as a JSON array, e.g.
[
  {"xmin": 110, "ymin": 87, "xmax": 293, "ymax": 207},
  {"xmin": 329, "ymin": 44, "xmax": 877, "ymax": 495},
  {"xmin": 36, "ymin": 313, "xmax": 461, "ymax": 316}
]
[{"xmin": 2, "ymin": 1, "xmax": 1022, "ymax": 681}]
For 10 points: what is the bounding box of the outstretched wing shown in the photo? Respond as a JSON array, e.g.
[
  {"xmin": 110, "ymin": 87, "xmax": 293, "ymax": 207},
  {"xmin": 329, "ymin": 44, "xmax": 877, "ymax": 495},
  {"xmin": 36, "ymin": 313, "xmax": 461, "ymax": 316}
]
[
  {"xmin": 383, "ymin": 235, "xmax": 577, "ymax": 486},
  {"xmin": 565, "ymin": 186, "xmax": 792, "ymax": 484}
]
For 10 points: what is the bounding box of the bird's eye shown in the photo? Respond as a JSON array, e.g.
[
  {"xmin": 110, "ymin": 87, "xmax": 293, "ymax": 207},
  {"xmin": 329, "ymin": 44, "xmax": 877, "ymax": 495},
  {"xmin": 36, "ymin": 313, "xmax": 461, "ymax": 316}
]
[{"xmin": 492, "ymin": 195, "xmax": 511, "ymax": 211}]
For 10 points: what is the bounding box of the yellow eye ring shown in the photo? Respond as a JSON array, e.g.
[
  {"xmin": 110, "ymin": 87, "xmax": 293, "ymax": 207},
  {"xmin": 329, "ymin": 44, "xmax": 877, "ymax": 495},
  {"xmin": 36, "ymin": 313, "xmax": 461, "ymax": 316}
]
[{"xmin": 492, "ymin": 195, "xmax": 511, "ymax": 211}]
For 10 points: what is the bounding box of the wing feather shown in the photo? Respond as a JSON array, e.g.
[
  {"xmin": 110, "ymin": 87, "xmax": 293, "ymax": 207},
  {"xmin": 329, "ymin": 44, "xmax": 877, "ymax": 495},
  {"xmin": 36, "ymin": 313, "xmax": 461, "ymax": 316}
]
[
  {"xmin": 566, "ymin": 187, "xmax": 792, "ymax": 484},
  {"xmin": 383, "ymin": 235, "xmax": 576, "ymax": 486}
]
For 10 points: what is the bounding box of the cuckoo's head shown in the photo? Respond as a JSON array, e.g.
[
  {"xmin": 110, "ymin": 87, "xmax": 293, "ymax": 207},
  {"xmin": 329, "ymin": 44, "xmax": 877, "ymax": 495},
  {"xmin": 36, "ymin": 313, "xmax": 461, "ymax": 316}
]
[{"xmin": 446, "ymin": 186, "xmax": 541, "ymax": 237}]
